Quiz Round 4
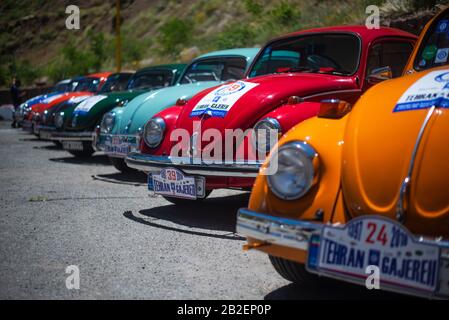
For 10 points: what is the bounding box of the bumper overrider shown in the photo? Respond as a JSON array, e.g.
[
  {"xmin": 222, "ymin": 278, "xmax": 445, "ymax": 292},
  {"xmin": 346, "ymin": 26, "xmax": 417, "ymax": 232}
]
[
  {"xmin": 125, "ymin": 152, "xmax": 262, "ymax": 177},
  {"xmin": 236, "ymin": 208, "xmax": 449, "ymax": 299}
]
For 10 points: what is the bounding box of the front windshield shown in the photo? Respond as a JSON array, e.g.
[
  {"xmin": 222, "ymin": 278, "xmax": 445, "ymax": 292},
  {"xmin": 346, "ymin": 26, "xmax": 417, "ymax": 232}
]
[
  {"xmin": 249, "ymin": 33, "xmax": 361, "ymax": 77},
  {"xmin": 99, "ymin": 74, "xmax": 132, "ymax": 93},
  {"xmin": 414, "ymin": 11, "xmax": 449, "ymax": 71},
  {"xmin": 179, "ymin": 57, "xmax": 247, "ymax": 84},
  {"xmin": 73, "ymin": 77, "xmax": 100, "ymax": 92},
  {"xmin": 53, "ymin": 82, "xmax": 71, "ymax": 93},
  {"xmin": 127, "ymin": 70, "xmax": 175, "ymax": 90}
]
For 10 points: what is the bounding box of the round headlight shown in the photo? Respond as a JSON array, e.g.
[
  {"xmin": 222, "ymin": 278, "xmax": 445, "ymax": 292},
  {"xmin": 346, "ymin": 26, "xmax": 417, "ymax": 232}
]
[
  {"xmin": 100, "ymin": 112, "xmax": 115, "ymax": 134},
  {"xmin": 55, "ymin": 112, "xmax": 65, "ymax": 128},
  {"xmin": 42, "ymin": 110, "xmax": 48, "ymax": 123},
  {"xmin": 252, "ymin": 118, "xmax": 281, "ymax": 153},
  {"xmin": 144, "ymin": 117, "xmax": 166, "ymax": 148},
  {"xmin": 267, "ymin": 141, "xmax": 318, "ymax": 200}
]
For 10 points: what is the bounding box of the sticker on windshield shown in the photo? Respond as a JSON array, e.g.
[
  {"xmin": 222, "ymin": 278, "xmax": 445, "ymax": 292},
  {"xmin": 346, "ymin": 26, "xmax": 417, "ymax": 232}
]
[
  {"xmin": 190, "ymin": 81, "xmax": 258, "ymax": 118},
  {"xmin": 436, "ymin": 20, "xmax": 449, "ymax": 33},
  {"xmin": 422, "ymin": 45, "xmax": 438, "ymax": 61},
  {"xmin": 435, "ymin": 48, "xmax": 449, "ymax": 63},
  {"xmin": 74, "ymin": 95, "xmax": 107, "ymax": 114},
  {"xmin": 393, "ymin": 70, "xmax": 449, "ymax": 112}
]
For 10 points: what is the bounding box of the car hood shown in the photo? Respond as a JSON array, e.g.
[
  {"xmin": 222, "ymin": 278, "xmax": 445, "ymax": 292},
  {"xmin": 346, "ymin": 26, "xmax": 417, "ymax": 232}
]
[
  {"xmin": 69, "ymin": 91, "xmax": 142, "ymax": 129},
  {"xmin": 175, "ymin": 73, "xmax": 356, "ymax": 136},
  {"xmin": 32, "ymin": 92, "xmax": 93, "ymax": 113},
  {"xmin": 113, "ymin": 81, "xmax": 221, "ymax": 134},
  {"xmin": 341, "ymin": 67, "xmax": 449, "ymax": 237}
]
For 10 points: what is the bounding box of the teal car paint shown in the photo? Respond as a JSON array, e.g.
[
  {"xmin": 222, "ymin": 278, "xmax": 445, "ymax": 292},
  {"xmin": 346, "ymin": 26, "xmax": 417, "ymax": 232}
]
[{"xmin": 97, "ymin": 48, "xmax": 259, "ymax": 169}]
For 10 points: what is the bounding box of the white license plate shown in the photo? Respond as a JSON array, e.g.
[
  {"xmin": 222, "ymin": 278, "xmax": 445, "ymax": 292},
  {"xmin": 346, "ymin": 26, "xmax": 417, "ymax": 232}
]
[
  {"xmin": 150, "ymin": 168, "xmax": 205, "ymax": 200},
  {"xmin": 62, "ymin": 141, "xmax": 84, "ymax": 151},
  {"xmin": 105, "ymin": 135, "xmax": 138, "ymax": 156},
  {"xmin": 39, "ymin": 130, "xmax": 52, "ymax": 140},
  {"xmin": 307, "ymin": 216, "xmax": 441, "ymax": 296}
]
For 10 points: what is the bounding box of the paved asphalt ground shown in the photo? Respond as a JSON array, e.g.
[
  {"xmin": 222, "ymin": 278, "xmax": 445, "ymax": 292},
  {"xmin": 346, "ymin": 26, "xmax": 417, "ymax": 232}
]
[{"xmin": 0, "ymin": 121, "xmax": 408, "ymax": 299}]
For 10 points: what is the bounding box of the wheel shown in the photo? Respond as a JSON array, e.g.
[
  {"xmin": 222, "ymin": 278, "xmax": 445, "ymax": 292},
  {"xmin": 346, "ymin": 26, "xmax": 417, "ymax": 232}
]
[
  {"xmin": 162, "ymin": 190, "xmax": 212, "ymax": 205},
  {"xmin": 109, "ymin": 157, "xmax": 135, "ymax": 173},
  {"xmin": 68, "ymin": 142, "xmax": 94, "ymax": 157},
  {"xmin": 269, "ymin": 255, "xmax": 319, "ymax": 286}
]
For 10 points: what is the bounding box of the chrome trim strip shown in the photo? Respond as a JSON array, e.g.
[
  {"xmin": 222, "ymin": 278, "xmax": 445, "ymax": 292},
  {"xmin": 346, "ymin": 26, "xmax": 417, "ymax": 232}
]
[
  {"xmin": 125, "ymin": 153, "xmax": 262, "ymax": 177},
  {"xmin": 236, "ymin": 208, "xmax": 323, "ymax": 250},
  {"xmin": 52, "ymin": 131, "xmax": 94, "ymax": 142},
  {"xmin": 396, "ymin": 106, "xmax": 436, "ymax": 222},
  {"xmin": 302, "ymin": 89, "xmax": 361, "ymax": 100}
]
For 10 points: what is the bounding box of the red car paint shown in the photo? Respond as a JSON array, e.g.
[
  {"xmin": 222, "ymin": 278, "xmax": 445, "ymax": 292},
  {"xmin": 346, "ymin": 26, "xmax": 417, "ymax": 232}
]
[{"xmin": 140, "ymin": 26, "xmax": 417, "ymax": 190}]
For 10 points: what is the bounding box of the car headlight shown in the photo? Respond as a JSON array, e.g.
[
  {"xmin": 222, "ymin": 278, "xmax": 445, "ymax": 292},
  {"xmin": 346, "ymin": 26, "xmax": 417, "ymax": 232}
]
[
  {"xmin": 42, "ymin": 110, "xmax": 48, "ymax": 123},
  {"xmin": 143, "ymin": 117, "xmax": 166, "ymax": 148},
  {"xmin": 55, "ymin": 112, "xmax": 64, "ymax": 128},
  {"xmin": 100, "ymin": 112, "xmax": 115, "ymax": 134},
  {"xmin": 267, "ymin": 141, "xmax": 319, "ymax": 200},
  {"xmin": 252, "ymin": 118, "xmax": 281, "ymax": 153}
]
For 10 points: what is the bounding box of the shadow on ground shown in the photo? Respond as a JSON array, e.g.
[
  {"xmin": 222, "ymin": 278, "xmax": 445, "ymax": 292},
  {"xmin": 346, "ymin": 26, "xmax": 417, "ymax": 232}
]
[
  {"xmin": 92, "ymin": 171, "xmax": 147, "ymax": 186},
  {"xmin": 265, "ymin": 279, "xmax": 414, "ymax": 300},
  {"xmin": 49, "ymin": 154, "xmax": 111, "ymax": 166},
  {"xmin": 123, "ymin": 192, "xmax": 250, "ymax": 240}
]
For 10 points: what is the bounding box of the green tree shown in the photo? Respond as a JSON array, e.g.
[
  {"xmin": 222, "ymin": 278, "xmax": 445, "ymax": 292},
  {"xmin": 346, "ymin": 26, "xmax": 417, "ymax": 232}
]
[{"xmin": 157, "ymin": 18, "xmax": 194, "ymax": 57}]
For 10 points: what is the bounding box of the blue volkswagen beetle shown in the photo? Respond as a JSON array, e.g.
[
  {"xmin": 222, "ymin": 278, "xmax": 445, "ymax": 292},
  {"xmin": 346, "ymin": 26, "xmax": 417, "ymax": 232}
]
[{"xmin": 96, "ymin": 48, "xmax": 260, "ymax": 172}]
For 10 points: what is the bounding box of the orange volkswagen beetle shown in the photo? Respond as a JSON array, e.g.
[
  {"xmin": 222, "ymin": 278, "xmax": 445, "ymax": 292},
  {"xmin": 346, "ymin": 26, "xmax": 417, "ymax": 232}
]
[{"xmin": 237, "ymin": 8, "xmax": 449, "ymax": 298}]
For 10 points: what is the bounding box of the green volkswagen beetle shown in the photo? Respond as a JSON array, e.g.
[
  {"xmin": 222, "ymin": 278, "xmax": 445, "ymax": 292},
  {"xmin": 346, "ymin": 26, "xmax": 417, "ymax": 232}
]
[
  {"xmin": 96, "ymin": 48, "xmax": 260, "ymax": 172},
  {"xmin": 51, "ymin": 64, "xmax": 186, "ymax": 157}
]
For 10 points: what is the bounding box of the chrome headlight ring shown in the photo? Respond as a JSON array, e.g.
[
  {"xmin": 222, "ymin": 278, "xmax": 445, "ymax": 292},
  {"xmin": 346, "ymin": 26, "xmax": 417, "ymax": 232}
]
[
  {"xmin": 143, "ymin": 117, "xmax": 166, "ymax": 148},
  {"xmin": 267, "ymin": 140, "xmax": 319, "ymax": 200},
  {"xmin": 55, "ymin": 112, "xmax": 65, "ymax": 128},
  {"xmin": 100, "ymin": 112, "xmax": 116, "ymax": 134}
]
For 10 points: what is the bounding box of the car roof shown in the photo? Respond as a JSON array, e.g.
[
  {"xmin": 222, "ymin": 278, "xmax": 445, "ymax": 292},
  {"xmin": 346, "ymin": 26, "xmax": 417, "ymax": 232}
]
[
  {"xmin": 277, "ymin": 25, "xmax": 417, "ymax": 43},
  {"xmin": 196, "ymin": 48, "xmax": 260, "ymax": 60},
  {"xmin": 86, "ymin": 72, "xmax": 113, "ymax": 79},
  {"xmin": 56, "ymin": 78, "xmax": 72, "ymax": 84},
  {"xmin": 136, "ymin": 64, "xmax": 187, "ymax": 74}
]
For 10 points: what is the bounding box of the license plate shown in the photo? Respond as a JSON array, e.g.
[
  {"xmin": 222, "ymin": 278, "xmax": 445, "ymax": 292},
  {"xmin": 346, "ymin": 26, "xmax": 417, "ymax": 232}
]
[
  {"xmin": 149, "ymin": 168, "xmax": 205, "ymax": 200},
  {"xmin": 39, "ymin": 130, "xmax": 52, "ymax": 140},
  {"xmin": 62, "ymin": 141, "xmax": 84, "ymax": 151},
  {"xmin": 104, "ymin": 135, "xmax": 138, "ymax": 156},
  {"xmin": 307, "ymin": 216, "xmax": 441, "ymax": 296}
]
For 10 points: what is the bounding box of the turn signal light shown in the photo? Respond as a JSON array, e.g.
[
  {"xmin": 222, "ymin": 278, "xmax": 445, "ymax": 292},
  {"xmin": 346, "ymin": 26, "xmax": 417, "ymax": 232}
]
[
  {"xmin": 287, "ymin": 96, "xmax": 304, "ymax": 105},
  {"xmin": 318, "ymin": 99, "xmax": 352, "ymax": 119},
  {"xmin": 176, "ymin": 98, "xmax": 188, "ymax": 106}
]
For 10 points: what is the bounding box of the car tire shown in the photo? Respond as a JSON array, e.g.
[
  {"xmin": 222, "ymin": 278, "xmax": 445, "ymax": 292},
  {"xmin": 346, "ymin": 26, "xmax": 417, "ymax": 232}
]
[
  {"xmin": 162, "ymin": 190, "xmax": 212, "ymax": 205},
  {"xmin": 269, "ymin": 255, "xmax": 319, "ymax": 285},
  {"xmin": 109, "ymin": 157, "xmax": 135, "ymax": 173}
]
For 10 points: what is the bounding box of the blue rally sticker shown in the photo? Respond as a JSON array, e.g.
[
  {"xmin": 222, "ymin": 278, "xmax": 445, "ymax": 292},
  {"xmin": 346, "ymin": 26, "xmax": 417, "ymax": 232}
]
[
  {"xmin": 436, "ymin": 19, "xmax": 449, "ymax": 33},
  {"xmin": 393, "ymin": 70, "xmax": 449, "ymax": 112},
  {"xmin": 190, "ymin": 81, "xmax": 259, "ymax": 118}
]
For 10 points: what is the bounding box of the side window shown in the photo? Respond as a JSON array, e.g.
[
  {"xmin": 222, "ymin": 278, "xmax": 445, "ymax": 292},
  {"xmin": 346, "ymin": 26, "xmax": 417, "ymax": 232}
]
[
  {"xmin": 381, "ymin": 42, "xmax": 414, "ymax": 77},
  {"xmin": 367, "ymin": 41, "xmax": 414, "ymax": 78}
]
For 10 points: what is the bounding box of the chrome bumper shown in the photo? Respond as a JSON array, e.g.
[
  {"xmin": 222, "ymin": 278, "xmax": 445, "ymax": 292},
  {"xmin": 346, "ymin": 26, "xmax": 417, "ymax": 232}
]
[
  {"xmin": 125, "ymin": 152, "xmax": 262, "ymax": 177},
  {"xmin": 37, "ymin": 125, "xmax": 56, "ymax": 140},
  {"xmin": 52, "ymin": 131, "xmax": 94, "ymax": 142},
  {"xmin": 236, "ymin": 208, "xmax": 323, "ymax": 250}
]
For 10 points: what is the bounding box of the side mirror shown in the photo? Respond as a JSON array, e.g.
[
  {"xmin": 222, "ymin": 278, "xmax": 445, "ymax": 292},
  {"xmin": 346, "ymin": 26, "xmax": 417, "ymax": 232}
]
[{"xmin": 367, "ymin": 66, "xmax": 392, "ymax": 84}]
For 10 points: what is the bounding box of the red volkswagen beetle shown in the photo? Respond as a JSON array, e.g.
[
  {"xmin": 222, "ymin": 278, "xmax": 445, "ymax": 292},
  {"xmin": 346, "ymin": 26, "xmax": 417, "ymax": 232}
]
[{"xmin": 125, "ymin": 26, "xmax": 417, "ymax": 204}]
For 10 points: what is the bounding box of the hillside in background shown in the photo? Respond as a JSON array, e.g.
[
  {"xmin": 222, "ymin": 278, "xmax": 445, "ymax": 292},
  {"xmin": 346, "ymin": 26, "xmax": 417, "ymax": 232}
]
[{"xmin": 0, "ymin": 0, "xmax": 446, "ymax": 87}]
